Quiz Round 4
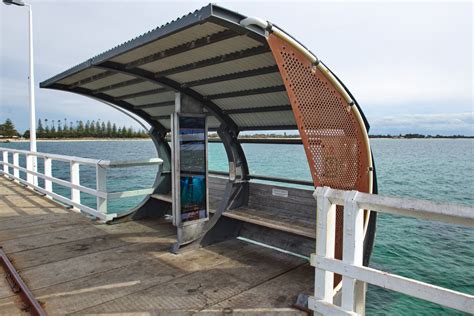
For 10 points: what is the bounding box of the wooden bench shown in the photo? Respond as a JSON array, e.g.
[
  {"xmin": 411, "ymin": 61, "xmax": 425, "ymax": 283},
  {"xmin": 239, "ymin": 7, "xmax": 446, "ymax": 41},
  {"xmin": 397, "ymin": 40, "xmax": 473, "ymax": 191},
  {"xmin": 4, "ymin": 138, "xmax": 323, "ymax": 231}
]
[
  {"xmin": 149, "ymin": 175, "xmax": 317, "ymax": 255},
  {"xmin": 208, "ymin": 175, "xmax": 316, "ymax": 240}
]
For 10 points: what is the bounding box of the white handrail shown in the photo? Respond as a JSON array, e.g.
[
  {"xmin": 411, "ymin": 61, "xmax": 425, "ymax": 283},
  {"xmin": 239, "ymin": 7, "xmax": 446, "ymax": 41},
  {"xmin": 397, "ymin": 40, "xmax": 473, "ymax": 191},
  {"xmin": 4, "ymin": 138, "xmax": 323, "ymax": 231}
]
[
  {"xmin": 0, "ymin": 147, "xmax": 104, "ymax": 166},
  {"xmin": 310, "ymin": 187, "xmax": 474, "ymax": 315},
  {"xmin": 0, "ymin": 147, "xmax": 162, "ymax": 222}
]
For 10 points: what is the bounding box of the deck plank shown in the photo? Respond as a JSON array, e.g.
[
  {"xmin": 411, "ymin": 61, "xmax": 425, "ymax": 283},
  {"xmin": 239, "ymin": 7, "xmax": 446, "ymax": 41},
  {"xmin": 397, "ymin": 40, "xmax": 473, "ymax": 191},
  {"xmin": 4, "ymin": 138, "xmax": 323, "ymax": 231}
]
[
  {"xmin": 8, "ymin": 219, "xmax": 173, "ymax": 270},
  {"xmin": 15, "ymin": 232, "xmax": 176, "ymax": 292},
  {"xmin": 12, "ymin": 240, "xmax": 257, "ymax": 314},
  {"xmin": 0, "ymin": 177, "xmax": 315, "ymax": 315},
  {"xmin": 1, "ymin": 223, "xmax": 109, "ymax": 254},
  {"xmin": 74, "ymin": 241, "xmax": 305, "ymax": 314},
  {"xmin": 207, "ymin": 264, "xmax": 313, "ymax": 312},
  {"xmin": 0, "ymin": 219, "xmax": 89, "ymax": 242}
]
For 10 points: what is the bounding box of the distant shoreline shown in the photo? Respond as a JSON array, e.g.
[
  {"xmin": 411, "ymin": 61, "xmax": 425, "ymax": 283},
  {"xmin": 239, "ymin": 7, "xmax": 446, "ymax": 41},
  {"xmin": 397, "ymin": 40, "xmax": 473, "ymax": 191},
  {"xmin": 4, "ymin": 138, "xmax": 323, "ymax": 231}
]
[
  {"xmin": 0, "ymin": 138, "xmax": 151, "ymax": 143},
  {"xmin": 1, "ymin": 136, "xmax": 472, "ymax": 144}
]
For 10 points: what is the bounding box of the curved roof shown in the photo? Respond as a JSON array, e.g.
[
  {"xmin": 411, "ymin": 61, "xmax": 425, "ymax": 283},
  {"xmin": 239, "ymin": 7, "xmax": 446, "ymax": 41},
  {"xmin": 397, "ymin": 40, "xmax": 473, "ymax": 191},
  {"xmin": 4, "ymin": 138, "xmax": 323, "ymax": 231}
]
[{"xmin": 41, "ymin": 4, "xmax": 368, "ymax": 133}]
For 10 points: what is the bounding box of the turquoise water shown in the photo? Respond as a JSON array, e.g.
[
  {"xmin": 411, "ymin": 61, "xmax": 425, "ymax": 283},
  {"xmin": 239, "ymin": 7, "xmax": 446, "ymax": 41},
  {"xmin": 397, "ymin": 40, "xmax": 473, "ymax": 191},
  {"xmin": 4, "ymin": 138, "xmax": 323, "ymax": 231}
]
[{"xmin": 1, "ymin": 139, "xmax": 473, "ymax": 315}]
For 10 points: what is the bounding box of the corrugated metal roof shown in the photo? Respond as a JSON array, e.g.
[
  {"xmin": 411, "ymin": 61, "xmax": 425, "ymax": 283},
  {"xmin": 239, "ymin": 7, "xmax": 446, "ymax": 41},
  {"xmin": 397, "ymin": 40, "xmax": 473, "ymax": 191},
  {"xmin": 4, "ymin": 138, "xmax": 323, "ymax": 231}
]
[
  {"xmin": 40, "ymin": 4, "xmax": 304, "ymax": 131},
  {"xmin": 110, "ymin": 22, "xmax": 228, "ymax": 64},
  {"xmin": 80, "ymin": 73, "xmax": 135, "ymax": 90},
  {"xmin": 105, "ymin": 81, "xmax": 163, "ymax": 97},
  {"xmin": 139, "ymin": 36, "xmax": 262, "ymax": 73},
  {"xmin": 192, "ymin": 72, "xmax": 283, "ymax": 95},
  {"xmin": 56, "ymin": 68, "xmax": 106, "ymax": 85},
  {"xmin": 230, "ymin": 110, "xmax": 295, "ymax": 127},
  {"xmin": 126, "ymin": 91, "xmax": 175, "ymax": 106},
  {"xmin": 143, "ymin": 106, "xmax": 175, "ymax": 117},
  {"xmin": 168, "ymin": 53, "xmax": 276, "ymax": 83},
  {"xmin": 213, "ymin": 91, "xmax": 290, "ymax": 110}
]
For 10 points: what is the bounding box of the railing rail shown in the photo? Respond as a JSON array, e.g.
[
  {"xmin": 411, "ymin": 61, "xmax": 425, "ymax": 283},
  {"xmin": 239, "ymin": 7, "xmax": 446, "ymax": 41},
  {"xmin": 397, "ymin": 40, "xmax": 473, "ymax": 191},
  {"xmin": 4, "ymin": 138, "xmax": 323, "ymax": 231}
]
[
  {"xmin": 0, "ymin": 147, "xmax": 162, "ymax": 222},
  {"xmin": 209, "ymin": 170, "xmax": 314, "ymax": 187},
  {"xmin": 310, "ymin": 187, "xmax": 474, "ymax": 315}
]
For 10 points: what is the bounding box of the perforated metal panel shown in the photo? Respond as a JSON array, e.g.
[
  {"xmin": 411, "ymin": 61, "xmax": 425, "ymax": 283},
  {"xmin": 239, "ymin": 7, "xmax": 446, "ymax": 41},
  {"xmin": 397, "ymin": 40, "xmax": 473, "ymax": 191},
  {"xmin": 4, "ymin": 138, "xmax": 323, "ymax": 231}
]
[
  {"xmin": 268, "ymin": 34, "xmax": 372, "ymax": 284},
  {"xmin": 268, "ymin": 35, "xmax": 370, "ymax": 192}
]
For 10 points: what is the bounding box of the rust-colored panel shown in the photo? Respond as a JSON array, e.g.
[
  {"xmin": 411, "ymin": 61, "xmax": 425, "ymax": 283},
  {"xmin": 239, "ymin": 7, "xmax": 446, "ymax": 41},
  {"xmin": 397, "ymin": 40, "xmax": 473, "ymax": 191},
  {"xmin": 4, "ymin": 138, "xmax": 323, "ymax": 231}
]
[{"xmin": 268, "ymin": 34, "xmax": 372, "ymax": 286}]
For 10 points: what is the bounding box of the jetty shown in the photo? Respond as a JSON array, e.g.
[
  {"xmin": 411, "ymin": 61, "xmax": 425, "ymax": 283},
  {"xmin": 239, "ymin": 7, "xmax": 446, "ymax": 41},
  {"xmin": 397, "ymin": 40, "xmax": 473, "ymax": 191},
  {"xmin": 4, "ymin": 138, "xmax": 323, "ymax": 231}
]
[
  {"xmin": 0, "ymin": 4, "xmax": 473, "ymax": 315},
  {"xmin": 0, "ymin": 177, "xmax": 313, "ymax": 314}
]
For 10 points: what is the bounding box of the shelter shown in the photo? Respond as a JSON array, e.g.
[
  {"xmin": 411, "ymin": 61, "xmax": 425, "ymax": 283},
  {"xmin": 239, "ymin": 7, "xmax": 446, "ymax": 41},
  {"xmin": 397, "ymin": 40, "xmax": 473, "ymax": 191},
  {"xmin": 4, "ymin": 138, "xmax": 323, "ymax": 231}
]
[{"xmin": 41, "ymin": 4, "xmax": 377, "ymax": 266}]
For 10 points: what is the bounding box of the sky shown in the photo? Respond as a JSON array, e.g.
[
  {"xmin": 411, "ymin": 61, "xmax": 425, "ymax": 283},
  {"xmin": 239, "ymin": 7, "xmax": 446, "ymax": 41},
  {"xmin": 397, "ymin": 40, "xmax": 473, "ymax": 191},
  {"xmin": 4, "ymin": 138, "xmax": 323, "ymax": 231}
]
[{"xmin": 0, "ymin": 0, "xmax": 473, "ymax": 135}]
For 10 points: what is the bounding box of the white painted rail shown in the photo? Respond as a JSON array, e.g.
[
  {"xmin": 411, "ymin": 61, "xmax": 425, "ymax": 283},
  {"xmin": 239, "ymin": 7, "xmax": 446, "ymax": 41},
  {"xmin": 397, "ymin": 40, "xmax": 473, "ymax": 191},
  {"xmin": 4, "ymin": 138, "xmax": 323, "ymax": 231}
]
[
  {"xmin": 0, "ymin": 147, "xmax": 162, "ymax": 222},
  {"xmin": 310, "ymin": 186, "xmax": 474, "ymax": 315}
]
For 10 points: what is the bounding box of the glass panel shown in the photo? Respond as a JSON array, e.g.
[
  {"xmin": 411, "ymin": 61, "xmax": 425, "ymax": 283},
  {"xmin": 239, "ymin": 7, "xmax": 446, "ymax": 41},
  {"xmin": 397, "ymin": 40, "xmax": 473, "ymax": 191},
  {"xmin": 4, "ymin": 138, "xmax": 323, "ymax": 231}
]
[{"xmin": 179, "ymin": 116, "xmax": 207, "ymax": 222}]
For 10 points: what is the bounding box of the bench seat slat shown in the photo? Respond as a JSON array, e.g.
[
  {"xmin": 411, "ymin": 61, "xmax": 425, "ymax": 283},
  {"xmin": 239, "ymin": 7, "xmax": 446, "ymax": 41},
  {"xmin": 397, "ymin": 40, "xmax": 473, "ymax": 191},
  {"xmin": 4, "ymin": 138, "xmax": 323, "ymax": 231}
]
[{"xmin": 210, "ymin": 207, "xmax": 315, "ymax": 239}]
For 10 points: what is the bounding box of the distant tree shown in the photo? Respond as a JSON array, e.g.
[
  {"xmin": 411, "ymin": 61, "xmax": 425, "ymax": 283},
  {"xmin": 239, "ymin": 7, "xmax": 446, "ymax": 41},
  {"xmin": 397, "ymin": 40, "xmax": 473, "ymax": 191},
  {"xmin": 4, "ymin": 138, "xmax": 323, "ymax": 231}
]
[
  {"xmin": 44, "ymin": 119, "xmax": 50, "ymax": 138},
  {"xmin": 0, "ymin": 119, "xmax": 19, "ymax": 137},
  {"xmin": 95, "ymin": 120, "xmax": 101, "ymax": 137},
  {"xmin": 57, "ymin": 119, "xmax": 62, "ymax": 137},
  {"xmin": 91, "ymin": 120, "xmax": 97, "ymax": 136},
  {"xmin": 37, "ymin": 119, "xmax": 44, "ymax": 138},
  {"xmin": 101, "ymin": 121, "xmax": 106, "ymax": 136},
  {"xmin": 84, "ymin": 120, "xmax": 90, "ymax": 136},
  {"xmin": 23, "ymin": 129, "xmax": 30, "ymax": 138},
  {"xmin": 62, "ymin": 118, "xmax": 68, "ymax": 135},
  {"xmin": 106, "ymin": 121, "xmax": 112, "ymax": 137},
  {"xmin": 77, "ymin": 120, "xmax": 84, "ymax": 136}
]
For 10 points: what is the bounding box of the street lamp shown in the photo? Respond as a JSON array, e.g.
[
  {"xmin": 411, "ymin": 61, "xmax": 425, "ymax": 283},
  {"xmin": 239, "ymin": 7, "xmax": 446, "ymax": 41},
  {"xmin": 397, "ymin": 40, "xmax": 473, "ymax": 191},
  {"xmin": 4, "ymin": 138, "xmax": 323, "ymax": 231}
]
[{"xmin": 3, "ymin": 0, "xmax": 38, "ymax": 185}]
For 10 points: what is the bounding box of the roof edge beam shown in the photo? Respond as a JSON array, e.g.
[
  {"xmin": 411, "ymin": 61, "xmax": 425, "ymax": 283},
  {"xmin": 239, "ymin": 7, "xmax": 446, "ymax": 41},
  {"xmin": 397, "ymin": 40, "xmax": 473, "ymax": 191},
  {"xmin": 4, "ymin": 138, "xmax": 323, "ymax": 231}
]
[
  {"xmin": 124, "ymin": 29, "xmax": 239, "ymax": 70},
  {"xmin": 223, "ymin": 105, "xmax": 291, "ymax": 114},
  {"xmin": 182, "ymin": 65, "xmax": 279, "ymax": 88},
  {"xmin": 207, "ymin": 85, "xmax": 286, "ymax": 100}
]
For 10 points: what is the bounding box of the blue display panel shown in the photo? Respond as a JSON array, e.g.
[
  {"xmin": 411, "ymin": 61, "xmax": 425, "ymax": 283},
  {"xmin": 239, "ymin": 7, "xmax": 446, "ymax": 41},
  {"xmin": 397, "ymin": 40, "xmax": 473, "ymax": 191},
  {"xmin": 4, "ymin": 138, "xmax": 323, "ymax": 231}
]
[{"xmin": 179, "ymin": 116, "xmax": 207, "ymax": 222}]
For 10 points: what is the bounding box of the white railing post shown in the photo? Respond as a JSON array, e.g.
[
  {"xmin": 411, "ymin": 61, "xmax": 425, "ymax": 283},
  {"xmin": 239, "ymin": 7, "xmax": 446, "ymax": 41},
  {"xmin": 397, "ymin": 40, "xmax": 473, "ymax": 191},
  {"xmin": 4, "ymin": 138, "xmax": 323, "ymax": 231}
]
[
  {"xmin": 342, "ymin": 191, "xmax": 366, "ymax": 314},
  {"xmin": 12, "ymin": 152, "xmax": 20, "ymax": 181},
  {"xmin": 44, "ymin": 157, "xmax": 52, "ymax": 198},
  {"xmin": 96, "ymin": 165, "xmax": 107, "ymax": 214},
  {"xmin": 26, "ymin": 154, "xmax": 33, "ymax": 184},
  {"xmin": 313, "ymin": 187, "xmax": 337, "ymax": 307},
  {"xmin": 70, "ymin": 161, "xmax": 80, "ymax": 207},
  {"xmin": 2, "ymin": 151, "xmax": 9, "ymax": 176}
]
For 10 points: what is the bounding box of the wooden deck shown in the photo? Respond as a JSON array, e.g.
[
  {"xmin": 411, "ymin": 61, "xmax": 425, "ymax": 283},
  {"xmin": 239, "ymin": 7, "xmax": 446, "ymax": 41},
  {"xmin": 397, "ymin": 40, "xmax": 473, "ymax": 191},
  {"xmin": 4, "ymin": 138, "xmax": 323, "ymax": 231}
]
[{"xmin": 0, "ymin": 177, "xmax": 313, "ymax": 315}]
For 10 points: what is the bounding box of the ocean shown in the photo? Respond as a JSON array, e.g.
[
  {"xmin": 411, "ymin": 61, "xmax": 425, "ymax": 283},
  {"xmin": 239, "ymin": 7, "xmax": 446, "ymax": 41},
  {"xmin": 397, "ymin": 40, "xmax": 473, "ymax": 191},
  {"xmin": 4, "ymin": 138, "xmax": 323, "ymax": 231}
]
[{"xmin": 1, "ymin": 139, "xmax": 473, "ymax": 315}]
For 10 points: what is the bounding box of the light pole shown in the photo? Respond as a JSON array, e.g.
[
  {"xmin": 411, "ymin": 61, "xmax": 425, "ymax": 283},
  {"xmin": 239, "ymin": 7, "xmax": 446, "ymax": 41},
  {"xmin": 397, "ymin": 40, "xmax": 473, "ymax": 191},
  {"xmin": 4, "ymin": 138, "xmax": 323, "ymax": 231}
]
[{"xmin": 3, "ymin": 0, "xmax": 37, "ymax": 185}]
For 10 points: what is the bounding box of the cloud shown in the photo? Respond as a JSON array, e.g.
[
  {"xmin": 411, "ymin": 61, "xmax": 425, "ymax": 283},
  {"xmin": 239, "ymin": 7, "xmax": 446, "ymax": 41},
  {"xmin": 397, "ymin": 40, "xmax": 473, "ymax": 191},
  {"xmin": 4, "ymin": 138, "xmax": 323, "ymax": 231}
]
[
  {"xmin": 370, "ymin": 112, "xmax": 474, "ymax": 135},
  {"xmin": 1, "ymin": 1, "xmax": 472, "ymax": 134}
]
